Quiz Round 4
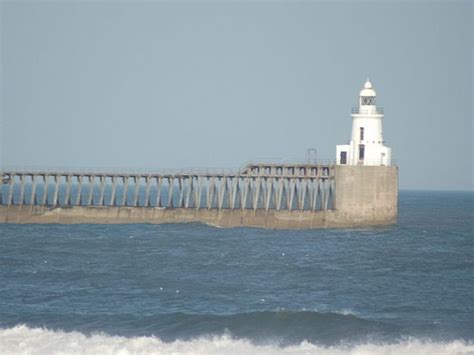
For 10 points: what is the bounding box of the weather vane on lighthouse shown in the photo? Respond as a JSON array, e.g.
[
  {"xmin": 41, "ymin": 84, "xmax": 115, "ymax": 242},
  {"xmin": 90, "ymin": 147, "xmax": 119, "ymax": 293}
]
[{"xmin": 336, "ymin": 79, "xmax": 392, "ymax": 166}]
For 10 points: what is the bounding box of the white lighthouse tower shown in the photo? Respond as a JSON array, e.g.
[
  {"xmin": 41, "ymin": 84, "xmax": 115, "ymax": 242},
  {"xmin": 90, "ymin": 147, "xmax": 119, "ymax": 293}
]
[{"xmin": 336, "ymin": 79, "xmax": 391, "ymax": 166}]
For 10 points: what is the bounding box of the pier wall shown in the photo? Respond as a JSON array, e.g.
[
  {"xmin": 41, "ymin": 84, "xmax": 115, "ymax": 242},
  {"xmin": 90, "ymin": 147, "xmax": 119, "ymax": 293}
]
[
  {"xmin": 0, "ymin": 165, "xmax": 397, "ymax": 229},
  {"xmin": 334, "ymin": 165, "xmax": 398, "ymax": 224},
  {"xmin": 0, "ymin": 205, "xmax": 392, "ymax": 229}
]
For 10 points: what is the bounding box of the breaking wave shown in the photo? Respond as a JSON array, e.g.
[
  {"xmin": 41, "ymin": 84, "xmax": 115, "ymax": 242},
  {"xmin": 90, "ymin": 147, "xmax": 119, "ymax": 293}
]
[
  {"xmin": 0, "ymin": 310, "xmax": 402, "ymax": 345},
  {"xmin": 0, "ymin": 324, "xmax": 473, "ymax": 355}
]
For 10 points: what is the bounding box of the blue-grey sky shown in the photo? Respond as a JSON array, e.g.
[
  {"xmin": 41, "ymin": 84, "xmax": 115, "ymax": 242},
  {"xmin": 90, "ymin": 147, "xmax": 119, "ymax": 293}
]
[{"xmin": 1, "ymin": 1, "xmax": 472, "ymax": 190}]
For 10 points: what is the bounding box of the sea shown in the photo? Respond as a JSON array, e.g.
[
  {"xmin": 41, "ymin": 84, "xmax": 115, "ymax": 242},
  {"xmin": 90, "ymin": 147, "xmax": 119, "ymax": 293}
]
[{"xmin": 0, "ymin": 190, "xmax": 472, "ymax": 355}]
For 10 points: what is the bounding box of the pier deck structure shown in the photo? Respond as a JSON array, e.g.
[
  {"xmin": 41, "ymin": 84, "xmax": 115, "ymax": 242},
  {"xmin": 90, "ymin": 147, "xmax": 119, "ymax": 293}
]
[
  {"xmin": 0, "ymin": 163, "xmax": 335, "ymax": 212},
  {"xmin": 0, "ymin": 163, "xmax": 398, "ymax": 229}
]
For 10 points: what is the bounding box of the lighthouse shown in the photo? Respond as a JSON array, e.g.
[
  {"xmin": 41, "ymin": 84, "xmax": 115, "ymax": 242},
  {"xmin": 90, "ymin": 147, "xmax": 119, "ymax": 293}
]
[{"xmin": 336, "ymin": 79, "xmax": 391, "ymax": 166}]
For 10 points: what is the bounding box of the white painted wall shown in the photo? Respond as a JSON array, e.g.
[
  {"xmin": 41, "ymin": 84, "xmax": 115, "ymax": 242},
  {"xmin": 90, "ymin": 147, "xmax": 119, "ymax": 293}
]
[{"xmin": 336, "ymin": 80, "xmax": 392, "ymax": 166}]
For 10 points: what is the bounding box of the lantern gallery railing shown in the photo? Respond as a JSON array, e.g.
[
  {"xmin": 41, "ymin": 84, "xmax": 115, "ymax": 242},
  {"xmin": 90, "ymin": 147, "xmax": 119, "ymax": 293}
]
[{"xmin": 351, "ymin": 107, "xmax": 384, "ymax": 114}]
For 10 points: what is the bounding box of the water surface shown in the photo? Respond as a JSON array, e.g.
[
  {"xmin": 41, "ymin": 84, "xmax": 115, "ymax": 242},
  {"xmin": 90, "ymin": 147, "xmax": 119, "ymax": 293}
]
[{"xmin": 0, "ymin": 190, "xmax": 472, "ymax": 354}]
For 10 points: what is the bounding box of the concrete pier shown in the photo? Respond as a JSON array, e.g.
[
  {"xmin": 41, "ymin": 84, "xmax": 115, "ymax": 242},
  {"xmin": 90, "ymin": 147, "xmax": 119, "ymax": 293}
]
[{"xmin": 0, "ymin": 164, "xmax": 398, "ymax": 229}]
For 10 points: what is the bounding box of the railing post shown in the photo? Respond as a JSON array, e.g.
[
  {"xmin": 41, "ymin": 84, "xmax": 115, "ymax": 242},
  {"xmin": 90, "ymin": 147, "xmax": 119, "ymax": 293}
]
[
  {"xmin": 261, "ymin": 177, "xmax": 267, "ymax": 209},
  {"xmin": 231, "ymin": 177, "xmax": 238, "ymax": 210},
  {"xmin": 156, "ymin": 176, "xmax": 163, "ymax": 207},
  {"xmin": 195, "ymin": 176, "xmax": 201, "ymax": 210},
  {"xmin": 288, "ymin": 178, "xmax": 295, "ymax": 211},
  {"xmin": 242, "ymin": 177, "xmax": 249, "ymax": 210},
  {"xmin": 277, "ymin": 178, "xmax": 284, "ymax": 211},
  {"xmin": 30, "ymin": 175, "xmax": 38, "ymax": 205},
  {"xmin": 167, "ymin": 177, "xmax": 174, "ymax": 208},
  {"xmin": 122, "ymin": 176, "xmax": 129, "ymax": 206},
  {"xmin": 227, "ymin": 177, "xmax": 233, "ymax": 208},
  {"xmin": 75, "ymin": 175, "xmax": 83, "ymax": 206},
  {"xmin": 87, "ymin": 175, "xmax": 96, "ymax": 206},
  {"xmin": 207, "ymin": 177, "xmax": 213, "ymax": 210},
  {"xmin": 178, "ymin": 177, "xmax": 185, "ymax": 208},
  {"xmin": 98, "ymin": 176, "xmax": 106, "ymax": 206},
  {"xmin": 131, "ymin": 176, "xmax": 140, "ymax": 207},
  {"xmin": 301, "ymin": 179, "xmax": 308, "ymax": 211},
  {"xmin": 52, "ymin": 175, "xmax": 60, "ymax": 207},
  {"xmin": 265, "ymin": 178, "xmax": 273, "ymax": 212},
  {"xmin": 64, "ymin": 175, "xmax": 72, "ymax": 206},
  {"xmin": 41, "ymin": 175, "xmax": 49, "ymax": 206},
  {"xmin": 6, "ymin": 175, "xmax": 14, "ymax": 206},
  {"xmin": 218, "ymin": 177, "xmax": 226, "ymax": 210},
  {"xmin": 19, "ymin": 175, "xmax": 25, "ymax": 206},
  {"xmin": 144, "ymin": 176, "xmax": 152, "ymax": 207},
  {"xmin": 109, "ymin": 176, "xmax": 117, "ymax": 206},
  {"xmin": 185, "ymin": 177, "xmax": 193, "ymax": 209},
  {"xmin": 253, "ymin": 177, "xmax": 261, "ymax": 211}
]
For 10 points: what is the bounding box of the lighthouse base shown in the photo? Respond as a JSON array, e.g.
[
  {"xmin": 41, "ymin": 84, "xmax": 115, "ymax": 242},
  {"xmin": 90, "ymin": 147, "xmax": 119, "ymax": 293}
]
[{"xmin": 334, "ymin": 165, "xmax": 398, "ymax": 224}]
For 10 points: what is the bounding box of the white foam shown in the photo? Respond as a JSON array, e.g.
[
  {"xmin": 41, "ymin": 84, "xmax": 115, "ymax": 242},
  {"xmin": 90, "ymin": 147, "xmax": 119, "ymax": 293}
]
[{"xmin": 0, "ymin": 325, "xmax": 473, "ymax": 355}]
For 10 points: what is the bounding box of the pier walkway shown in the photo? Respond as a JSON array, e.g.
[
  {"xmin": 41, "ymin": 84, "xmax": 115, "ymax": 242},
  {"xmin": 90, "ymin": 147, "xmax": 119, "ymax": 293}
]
[{"xmin": 0, "ymin": 164, "xmax": 335, "ymax": 212}]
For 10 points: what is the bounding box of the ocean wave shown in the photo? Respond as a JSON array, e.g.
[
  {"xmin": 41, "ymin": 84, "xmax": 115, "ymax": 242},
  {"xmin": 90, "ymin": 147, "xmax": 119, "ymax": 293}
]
[
  {"xmin": 0, "ymin": 310, "xmax": 398, "ymax": 345},
  {"xmin": 151, "ymin": 310, "xmax": 400, "ymax": 345},
  {"xmin": 0, "ymin": 325, "xmax": 473, "ymax": 355}
]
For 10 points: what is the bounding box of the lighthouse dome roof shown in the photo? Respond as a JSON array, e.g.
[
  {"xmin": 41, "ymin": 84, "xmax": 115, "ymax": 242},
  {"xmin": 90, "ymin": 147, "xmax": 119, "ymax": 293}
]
[{"xmin": 359, "ymin": 79, "xmax": 376, "ymax": 97}]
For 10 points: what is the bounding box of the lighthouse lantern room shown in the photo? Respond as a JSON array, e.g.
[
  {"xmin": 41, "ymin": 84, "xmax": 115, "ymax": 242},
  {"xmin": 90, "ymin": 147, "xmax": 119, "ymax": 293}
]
[{"xmin": 336, "ymin": 79, "xmax": 391, "ymax": 166}]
